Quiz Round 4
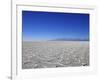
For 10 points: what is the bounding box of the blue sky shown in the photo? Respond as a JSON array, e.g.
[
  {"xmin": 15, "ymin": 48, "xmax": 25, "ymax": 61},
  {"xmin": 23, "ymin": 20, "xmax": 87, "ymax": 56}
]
[{"xmin": 22, "ymin": 11, "xmax": 89, "ymax": 41}]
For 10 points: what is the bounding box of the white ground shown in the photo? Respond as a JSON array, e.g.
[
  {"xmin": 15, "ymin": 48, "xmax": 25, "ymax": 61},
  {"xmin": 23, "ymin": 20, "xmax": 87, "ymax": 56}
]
[{"xmin": 22, "ymin": 41, "xmax": 89, "ymax": 69}]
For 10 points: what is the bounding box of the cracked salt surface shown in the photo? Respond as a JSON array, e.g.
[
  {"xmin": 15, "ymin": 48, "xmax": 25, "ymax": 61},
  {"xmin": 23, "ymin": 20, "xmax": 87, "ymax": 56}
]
[{"xmin": 22, "ymin": 41, "xmax": 89, "ymax": 69}]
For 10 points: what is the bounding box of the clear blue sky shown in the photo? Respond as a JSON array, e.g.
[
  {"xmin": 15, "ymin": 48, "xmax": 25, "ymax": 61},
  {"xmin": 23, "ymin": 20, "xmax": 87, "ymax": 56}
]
[{"xmin": 22, "ymin": 11, "xmax": 89, "ymax": 41}]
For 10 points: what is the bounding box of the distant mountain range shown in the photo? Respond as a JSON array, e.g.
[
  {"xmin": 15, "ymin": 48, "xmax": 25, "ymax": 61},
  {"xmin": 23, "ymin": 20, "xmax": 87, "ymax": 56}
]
[{"xmin": 49, "ymin": 38, "xmax": 89, "ymax": 41}]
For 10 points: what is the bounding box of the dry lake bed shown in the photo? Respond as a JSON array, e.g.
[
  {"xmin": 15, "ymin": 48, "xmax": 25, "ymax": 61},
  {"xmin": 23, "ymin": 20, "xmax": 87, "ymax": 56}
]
[{"xmin": 22, "ymin": 41, "xmax": 89, "ymax": 69}]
